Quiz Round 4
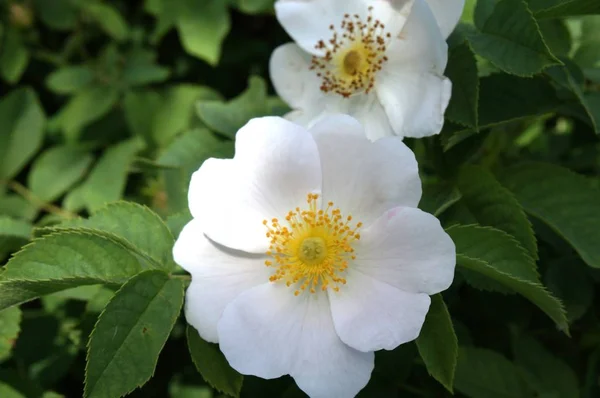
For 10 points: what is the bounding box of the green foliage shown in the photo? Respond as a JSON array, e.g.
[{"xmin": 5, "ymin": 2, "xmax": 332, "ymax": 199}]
[
  {"xmin": 85, "ymin": 270, "xmax": 184, "ymax": 398},
  {"xmin": 187, "ymin": 326, "xmax": 244, "ymax": 398},
  {"xmin": 415, "ymin": 295, "xmax": 457, "ymax": 392},
  {"xmin": 0, "ymin": 0, "xmax": 599, "ymax": 396}
]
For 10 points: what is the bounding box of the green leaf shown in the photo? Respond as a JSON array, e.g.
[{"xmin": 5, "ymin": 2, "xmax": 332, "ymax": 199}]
[
  {"xmin": 196, "ymin": 76, "xmax": 269, "ymax": 137},
  {"xmin": 187, "ymin": 325, "xmax": 243, "ymax": 398},
  {"xmin": 445, "ymin": 41, "xmax": 479, "ymax": 128},
  {"xmin": 28, "ymin": 146, "xmax": 93, "ymax": 202},
  {"xmin": 32, "ymin": 0, "xmax": 77, "ymax": 30},
  {"xmin": 0, "ymin": 307, "xmax": 22, "ymax": 362},
  {"xmin": 468, "ymin": 0, "xmax": 560, "ymax": 76},
  {"xmin": 45, "ymin": 66, "xmax": 95, "ymax": 95},
  {"xmin": 56, "ymin": 86, "xmax": 120, "ymax": 141},
  {"xmin": 458, "ymin": 166, "xmax": 537, "ymax": 258},
  {"xmin": 153, "ymin": 84, "xmax": 222, "ymax": 147},
  {"xmin": 58, "ymin": 202, "xmax": 175, "ymax": 271},
  {"xmin": 0, "ymin": 88, "xmax": 46, "ymax": 180},
  {"xmin": 416, "ymin": 295, "xmax": 457, "ymax": 392},
  {"xmin": 123, "ymin": 90, "xmax": 163, "ymax": 146},
  {"xmin": 85, "ymin": 3, "xmax": 129, "ymax": 42},
  {"xmin": 529, "ymin": 0, "xmax": 600, "ymax": 18},
  {"xmin": 64, "ymin": 138, "xmax": 144, "ymax": 213},
  {"xmin": 448, "ymin": 224, "xmax": 568, "ymax": 331},
  {"xmin": 176, "ymin": 0, "xmax": 230, "ymax": 65},
  {"xmin": 511, "ymin": 333, "xmax": 580, "ymax": 398},
  {"xmin": 419, "ymin": 182, "xmax": 462, "ymax": 218},
  {"xmin": 234, "ymin": 0, "xmax": 275, "ymax": 14},
  {"xmin": 538, "ymin": 19, "xmax": 572, "ymax": 56},
  {"xmin": 455, "ymin": 346, "xmax": 530, "ymax": 398},
  {"xmin": 121, "ymin": 49, "xmax": 170, "ymax": 87},
  {"xmin": 498, "ymin": 162, "xmax": 600, "ymax": 269},
  {"xmin": 0, "ymin": 382, "xmax": 26, "ymax": 398},
  {"xmin": 85, "ymin": 270, "xmax": 184, "ymax": 398},
  {"xmin": 442, "ymin": 74, "xmax": 560, "ymax": 150},
  {"xmin": 0, "ymin": 28, "xmax": 29, "ymax": 83},
  {"xmin": 545, "ymin": 258, "xmax": 594, "ymax": 322},
  {"xmin": 0, "ymin": 216, "xmax": 32, "ymax": 258}
]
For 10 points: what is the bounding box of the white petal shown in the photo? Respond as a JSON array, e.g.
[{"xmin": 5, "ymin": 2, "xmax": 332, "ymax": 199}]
[
  {"xmin": 310, "ymin": 114, "xmax": 421, "ymax": 226},
  {"xmin": 218, "ymin": 284, "xmax": 374, "ymax": 397},
  {"xmin": 275, "ymin": 0, "xmax": 414, "ymax": 55},
  {"xmin": 376, "ymin": 72, "xmax": 451, "ymax": 138},
  {"xmin": 173, "ymin": 220, "xmax": 270, "ymax": 343},
  {"xmin": 329, "ymin": 270, "xmax": 431, "ymax": 352},
  {"xmin": 354, "ymin": 206, "xmax": 456, "ymax": 295},
  {"xmin": 387, "ymin": 0, "xmax": 448, "ymax": 72},
  {"xmin": 423, "ymin": 0, "xmax": 465, "ymax": 39},
  {"xmin": 269, "ymin": 43, "xmax": 325, "ymax": 109},
  {"xmin": 188, "ymin": 117, "xmax": 322, "ymax": 253}
]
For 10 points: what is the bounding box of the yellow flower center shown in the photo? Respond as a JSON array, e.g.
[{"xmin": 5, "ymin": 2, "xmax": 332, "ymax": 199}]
[
  {"xmin": 310, "ymin": 6, "xmax": 391, "ymax": 98},
  {"xmin": 263, "ymin": 193, "xmax": 362, "ymax": 296}
]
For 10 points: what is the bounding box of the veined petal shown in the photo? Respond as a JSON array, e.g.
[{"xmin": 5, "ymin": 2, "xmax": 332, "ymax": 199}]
[
  {"xmin": 275, "ymin": 0, "xmax": 414, "ymax": 56},
  {"xmin": 310, "ymin": 114, "xmax": 421, "ymax": 226},
  {"xmin": 424, "ymin": 0, "xmax": 465, "ymax": 39},
  {"xmin": 329, "ymin": 270, "xmax": 431, "ymax": 352},
  {"xmin": 173, "ymin": 220, "xmax": 270, "ymax": 343},
  {"xmin": 188, "ymin": 117, "xmax": 322, "ymax": 253},
  {"xmin": 354, "ymin": 206, "xmax": 456, "ymax": 295},
  {"xmin": 376, "ymin": 72, "xmax": 451, "ymax": 138},
  {"xmin": 218, "ymin": 284, "xmax": 374, "ymax": 397}
]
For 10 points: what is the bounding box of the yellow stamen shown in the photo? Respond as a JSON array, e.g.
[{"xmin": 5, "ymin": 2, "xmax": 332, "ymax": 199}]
[{"xmin": 263, "ymin": 193, "xmax": 362, "ymax": 295}]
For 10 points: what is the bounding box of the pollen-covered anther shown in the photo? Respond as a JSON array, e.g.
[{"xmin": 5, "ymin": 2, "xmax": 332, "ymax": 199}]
[
  {"xmin": 263, "ymin": 193, "xmax": 362, "ymax": 295},
  {"xmin": 309, "ymin": 6, "xmax": 391, "ymax": 97}
]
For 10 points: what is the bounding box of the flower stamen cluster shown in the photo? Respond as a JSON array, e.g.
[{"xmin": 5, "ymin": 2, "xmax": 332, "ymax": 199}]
[
  {"xmin": 263, "ymin": 193, "xmax": 362, "ymax": 295},
  {"xmin": 310, "ymin": 6, "xmax": 391, "ymax": 97}
]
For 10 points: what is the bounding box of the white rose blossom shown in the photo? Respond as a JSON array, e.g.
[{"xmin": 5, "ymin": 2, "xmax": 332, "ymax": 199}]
[
  {"xmin": 173, "ymin": 115, "xmax": 455, "ymax": 397},
  {"xmin": 270, "ymin": 0, "xmax": 465, "ymax": 140}
]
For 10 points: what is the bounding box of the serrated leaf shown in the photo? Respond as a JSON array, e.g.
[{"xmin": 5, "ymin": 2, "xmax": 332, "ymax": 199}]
[
  {"xmin": 64, "ymin": 138, "xmax": 144, "ymax": 213},
  {"xmin": 186, "ymin": 326, "xmax": 243, "ymax": 398},
  {"xmin": 27, "ymin": 146, "xmax": 93, "ymax": 202},
  {"xmin": 448, "ymin": 224, "xmax": 568, "ymax": 331},
  {"xmin": 498, "ymin": 162, "xmax": 600, "ymax": 269},
  {"xmin": 85, "ymin": 270, "xmax": 184, "ymax": 398},
  {"xmin": 455, "ymin": 346, "xmax": 531, "ymax": 398},
  {"xmin": 176, "ymin": 0, "xmax": 230, "ymax": 65},
  {"xmin": 196, "ymin": 76, "xmax": 269, "ymax": 138},
  {"xmin": 58, "ymin": 202, "xmax": 175, "ymax": 270},
  {"xmin": 529, "ymin": 0, "xmax": 600, "ymax": 18},
  {"xmin": 468, "ymin": 0, "xmax": 560, "ymax": 76},
  {"xmin": 445, "ymin": 41, "xmax": 479, "ymax": 128},
  {"xmin": 0, "ymin": 88, "xmax": 46, "ymax": 180},
  {"xmin": 511, "ymin": 333, "xmax": 580, "ymax": 398},
  {"xmin": 0, "ymin": 307, "xmax": 22, "ymax": 362},
  {"xmin": 458, "ymin": 166, "xmax": 537, "ymax": 258},
  {"xmin": 0, "ymin": 28, "xmax": 29, "ymax": 83},
  {"xmin": 45, "ymin": 66, "xmax": 95, "ymax": 95},
  {"xmin": 416, "ymin": 295, "xmax": 457, "ymax": 392}
]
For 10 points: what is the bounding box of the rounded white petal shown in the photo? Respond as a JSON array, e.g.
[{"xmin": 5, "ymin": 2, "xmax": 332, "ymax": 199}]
[
  {"xmin": 173, "ymin": 220, "xmax": 270, "ymax": 343},
  {"xmin": 188, "ymin": 117, "xmax": 322, "ymax": 253},
  {"xmin": 218, "ymin": 284, "xmax": 374, "ymax": 397},
  {"xmin": 329, "ymin": 270, "xmax": 431, "ymax": 352},
  {"xmin": 310, "ymin": 114, "xmax": 421, "ymax": 225},
  {"xmin": 275, "ymin": 0, "xmax": 414, "ymax": 56},
  {"xmin": 269, "ymin": 43, "xmax": 325, "ymax": 109},
  {"xmin": 376, "ymin": 72, "xmax": 451, "ymax": 138},
  {"xmin": 424, "ymin": 0, "xmax": 465, "ymax": 39},
  {"xmin": 354, "ymin": 206, "xmax": 456, "ymax": 295}
]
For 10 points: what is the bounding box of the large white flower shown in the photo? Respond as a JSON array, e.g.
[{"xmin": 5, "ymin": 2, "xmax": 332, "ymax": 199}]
[
  {"xmin": 173, "ymin": 115, "xmax": 455, "ymax": 398},
  {"xmin": 270, "ymin": 0, "xmax": 465, "ymax": 141}
]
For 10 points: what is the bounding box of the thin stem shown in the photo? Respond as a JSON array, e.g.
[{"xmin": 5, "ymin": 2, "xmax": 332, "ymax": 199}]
[{"xmin": 2, "ymin": 180, "xmax": 78, "ymax": 220}]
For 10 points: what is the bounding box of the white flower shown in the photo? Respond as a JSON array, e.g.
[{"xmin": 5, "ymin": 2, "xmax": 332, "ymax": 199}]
[
  {"xmin": 270, "ymin": 0, "xmax": 465, "ymax": 141},
  {"xmin": 173, "ymin": 115, "xmax": 455, "ymax": 398}
]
